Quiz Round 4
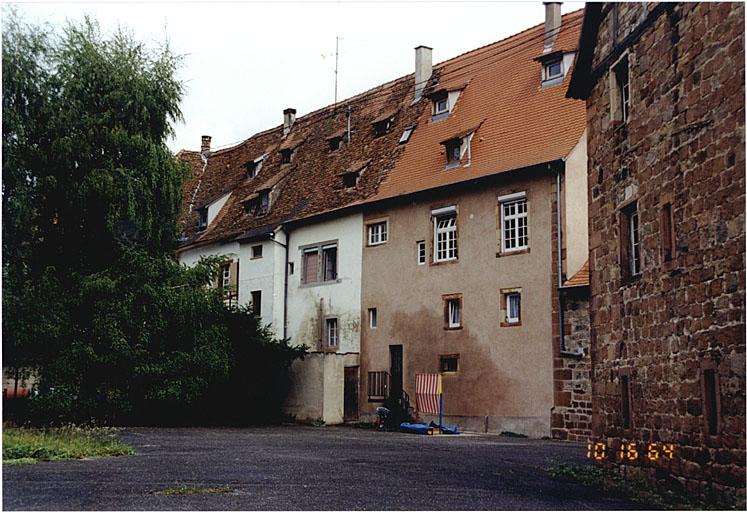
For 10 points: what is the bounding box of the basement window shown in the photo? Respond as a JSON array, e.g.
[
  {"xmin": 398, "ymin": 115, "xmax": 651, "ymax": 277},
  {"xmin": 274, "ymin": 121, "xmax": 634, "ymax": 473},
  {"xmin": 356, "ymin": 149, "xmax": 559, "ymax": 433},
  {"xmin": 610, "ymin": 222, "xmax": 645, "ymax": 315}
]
[{"xmin": 439, "ymin": 354, "xmax": 459, "ymax": 373}]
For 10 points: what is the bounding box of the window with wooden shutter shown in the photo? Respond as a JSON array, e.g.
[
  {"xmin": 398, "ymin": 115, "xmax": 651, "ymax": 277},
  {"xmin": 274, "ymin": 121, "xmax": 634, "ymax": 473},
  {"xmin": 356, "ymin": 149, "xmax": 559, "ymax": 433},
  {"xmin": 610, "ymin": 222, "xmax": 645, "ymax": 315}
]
[{"xmin": 303, "ymin": 249, "xmax": 319, "ymax": 284}]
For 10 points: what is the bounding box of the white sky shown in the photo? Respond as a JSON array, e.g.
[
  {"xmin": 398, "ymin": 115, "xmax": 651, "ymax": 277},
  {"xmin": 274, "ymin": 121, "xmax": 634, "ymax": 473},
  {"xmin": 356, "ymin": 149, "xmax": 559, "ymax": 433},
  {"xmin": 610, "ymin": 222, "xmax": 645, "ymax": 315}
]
[{"xmin": 8, "ymin": 0, "xmax": 584, "ymax": 153}]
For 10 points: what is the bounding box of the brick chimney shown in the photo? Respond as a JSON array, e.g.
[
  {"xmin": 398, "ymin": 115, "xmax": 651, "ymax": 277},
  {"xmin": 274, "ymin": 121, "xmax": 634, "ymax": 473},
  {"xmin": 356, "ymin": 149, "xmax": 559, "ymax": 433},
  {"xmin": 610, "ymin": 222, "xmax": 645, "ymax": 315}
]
[
  {"xmin": 414, "ymin": 45, "xmax": 433, "ymax": 100},
  {"xmin": 283, "ymin": 108, "xmax": 296, "ymax": 137},
  {"xmin": 543, "ymin": 2, "xmax": 562, "ymax": 52},
  {"xmin": 201, "ymin": 135, "xmax": 211, "ymax": 153}
]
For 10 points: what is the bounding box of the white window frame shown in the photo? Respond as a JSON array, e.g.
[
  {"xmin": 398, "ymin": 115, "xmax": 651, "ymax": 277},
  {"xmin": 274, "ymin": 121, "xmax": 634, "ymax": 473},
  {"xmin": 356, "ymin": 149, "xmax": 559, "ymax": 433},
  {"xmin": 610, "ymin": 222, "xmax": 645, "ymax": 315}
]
[
  {"xmin": 399, "ymin": 126, "xmax": 414, "ymax": 144},
  {"xmin": 506, "ymin": 293, "xmax": 521, "ymax": 324},
  {"xmin": 221, "ymin": 265, "xmax": 231, "ymax": 290},
  {"xmin": 434, "ymin": 96, "xmax": 449, "ymax": 115},
  {"xmin": 544, "ymin": 59, "xmax": 563, "ymax": 81},
  {"xmin": 499, "ymin": 193, "xmax": 529, "ymax": 253},
  {"xmin": 432, "ymin": 207, "xmax": 458, "ymax": 262},
  {"xmin": 368, "ymin": 308, "xmax": 377, "ymax": 329},
  {"xmin": 367, "ymin": 221, "xmax": 388, "ymax": 246},
  {"xmin": 326, "ymin": 318, "xmax": 339, "ymax": 348},
  {"xmin": 417, "ymin": 240, "xmax": 426, "ymax": 265},
  {"xmin": 446, "ymin": 298, "xmax": 461, "ymax": 329}
]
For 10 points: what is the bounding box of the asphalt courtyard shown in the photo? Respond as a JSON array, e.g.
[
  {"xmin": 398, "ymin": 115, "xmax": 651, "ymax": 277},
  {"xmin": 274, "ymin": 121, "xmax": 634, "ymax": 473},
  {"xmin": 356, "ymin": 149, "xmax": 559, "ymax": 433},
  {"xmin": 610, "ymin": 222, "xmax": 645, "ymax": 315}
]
[{"xmin": 3, "ymin": 426, "xmax": 655, "ymax": 510}]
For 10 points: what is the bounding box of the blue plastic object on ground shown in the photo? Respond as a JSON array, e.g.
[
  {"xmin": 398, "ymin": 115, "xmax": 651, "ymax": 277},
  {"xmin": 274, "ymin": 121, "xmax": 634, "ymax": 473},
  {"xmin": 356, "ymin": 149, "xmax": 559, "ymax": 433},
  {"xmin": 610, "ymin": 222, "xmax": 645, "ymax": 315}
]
[
  {"xmin": 399, "ymin": 422, "xmax": 433, "ymax": 435},
  {"xmin": 428, "ymin": 420, "xmax": 459, "ymax": 434}
]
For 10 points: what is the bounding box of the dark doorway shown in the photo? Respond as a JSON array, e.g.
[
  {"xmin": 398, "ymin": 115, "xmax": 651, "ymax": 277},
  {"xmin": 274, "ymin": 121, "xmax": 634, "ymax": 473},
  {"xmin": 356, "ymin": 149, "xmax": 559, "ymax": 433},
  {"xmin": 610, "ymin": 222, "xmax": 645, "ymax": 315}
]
[
  {"xmin": 344, "ymin": 366, "xmax": 359, "ymax": 421},
  {"xmin": 390, "ymin": 345, "xmax": 403, "ymax": 401}
]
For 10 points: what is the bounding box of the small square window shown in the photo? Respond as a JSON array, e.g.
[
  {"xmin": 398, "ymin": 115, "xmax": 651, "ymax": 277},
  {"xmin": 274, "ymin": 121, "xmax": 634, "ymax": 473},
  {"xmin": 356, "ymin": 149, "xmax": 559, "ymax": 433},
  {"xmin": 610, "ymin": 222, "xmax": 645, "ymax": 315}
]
[
  {"xmin": 417, "ymin": 240, "xmax": 426, "ymax": 265},
  {"xmin": 197, "ymin": 208, "xmax": 208, "ymax": 231},
  {"xmin": 251, "ymin": 245, "xmax": 263, "ymax": 259},
  {"xmin": 326, "ymin": 318, "xmax": 339, "ymax": 348},
  {"xmin": 367, "ymin": 221, "xmax": 388, "ymax": 246},
  {"xmin": 342, "ymin": 172, "xmax": 359, "ymax": 189},
  {"xmin": 545, "ymin": 59, "xmax": 563, "ymax": 80},
  {"xmin": 373, "ymin": 120, "xmax": 390, "ymax": 137},
  {"xmin": 368, "ymin": 308, "xmax": 377, "ymax": 329},
  {"xmin": 444, "ymin": 296, "xmax": 462, "ymax": 329},
  {"xmin": 439, "ymin": 354, "xmax": 459, "ymax": 373},
  {"xmin": 329, "ymin": 137, "xmax": 342, "ymax": 151},
  {"xmin": 434, "ymin": 97, "xmax": 448, "ymax": 115}
]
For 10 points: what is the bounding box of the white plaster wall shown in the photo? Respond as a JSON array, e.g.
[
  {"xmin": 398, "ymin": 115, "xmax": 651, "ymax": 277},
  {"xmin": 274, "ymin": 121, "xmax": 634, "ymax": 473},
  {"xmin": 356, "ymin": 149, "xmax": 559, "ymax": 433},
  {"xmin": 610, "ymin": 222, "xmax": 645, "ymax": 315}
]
[
  {"xmin": 564, "ymin": 129, "xmax": 589, "ymax": 278},
  {"xmin": 286, "ymin": 213, "xmax": 363, "ymax": 353}
]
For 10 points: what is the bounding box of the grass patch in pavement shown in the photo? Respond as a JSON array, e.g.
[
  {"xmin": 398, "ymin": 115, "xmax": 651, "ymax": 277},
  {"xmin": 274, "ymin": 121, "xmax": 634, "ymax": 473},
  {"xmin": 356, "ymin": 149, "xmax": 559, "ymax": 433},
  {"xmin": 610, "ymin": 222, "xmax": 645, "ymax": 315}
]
[
  {"xmin": 3, "ymin": 425, "xmax": 134, "ymax": 464},
  {"xmin": 546, "ymin": 462, "xmax": 726, "ymax": 510},
  {"xmin": 155, "ymin": 485, "xmax": 233, "ymax": 496}
]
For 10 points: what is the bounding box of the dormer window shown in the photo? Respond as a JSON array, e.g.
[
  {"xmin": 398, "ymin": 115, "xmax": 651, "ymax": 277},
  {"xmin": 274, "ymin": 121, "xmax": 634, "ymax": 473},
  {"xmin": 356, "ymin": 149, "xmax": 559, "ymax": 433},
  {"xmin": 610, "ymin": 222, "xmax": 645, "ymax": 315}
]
[
  {"xmin": 445, "ymin": 138, "xmax": 462, "ymax": 167},
  {"xmin": 258, "ymin": 190, "xmax": 270, "ymax": 215},
  {"xmin": 328, "ymin": 136, "xmax": 343, "ymax": 151},
  {"xmin": 338, "ymin": 159, "xmax": 370, "ymax": 189},
  {"xmin": 373, "ymin": 119, "xmax": 390, "ymax": 138},
  {"xmin": 245, "ymin": 154, "xmax": 266, "ymax": 178},
  {"xmin": 399, "ymin": 126, "xmax": 415, "ymax": 144},
  {"xmin": 432, "ymin": 91, "xmax": 449, "ymax": 117},
  {"xmin": 280, "ymin": 148, "xmax": 293, "ymax": 164},
  {"xmin": 342, "ymin": 172, "xmax": 358, "ymax": 188},
  {"xmin": 544, "ymin": 59, "xmax": 563, "ymax": 81},
  {"xmin": 197, "ymin": 207, "xmax": 208, "ymax": 231}
]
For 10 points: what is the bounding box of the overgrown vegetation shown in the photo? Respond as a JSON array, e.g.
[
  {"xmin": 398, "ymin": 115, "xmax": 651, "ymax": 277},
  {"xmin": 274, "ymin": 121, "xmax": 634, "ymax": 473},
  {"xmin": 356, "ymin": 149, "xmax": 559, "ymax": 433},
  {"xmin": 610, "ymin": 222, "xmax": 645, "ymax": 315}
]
[
  {"xmin": 155, "ymin": 484, "xmax": 233, "ymax": 496},
  {"xmin": 546, "ymin": 462, "xmax": 727, "ymax": 510},
  {"xmin": 2, "ymin": 11, "xmax": 305, "ymax": 426},
  {"xmin": 3, "ymin": 426, "xmax": 134, "ymax": 464}
]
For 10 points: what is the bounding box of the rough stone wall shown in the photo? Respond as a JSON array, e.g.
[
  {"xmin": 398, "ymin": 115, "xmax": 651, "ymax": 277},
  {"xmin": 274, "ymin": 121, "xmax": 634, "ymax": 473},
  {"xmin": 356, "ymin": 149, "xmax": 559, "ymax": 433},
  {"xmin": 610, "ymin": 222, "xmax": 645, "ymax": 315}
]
[{"xmin": 586, "ymin": 2, "xmax": 745, "ymax": 506}]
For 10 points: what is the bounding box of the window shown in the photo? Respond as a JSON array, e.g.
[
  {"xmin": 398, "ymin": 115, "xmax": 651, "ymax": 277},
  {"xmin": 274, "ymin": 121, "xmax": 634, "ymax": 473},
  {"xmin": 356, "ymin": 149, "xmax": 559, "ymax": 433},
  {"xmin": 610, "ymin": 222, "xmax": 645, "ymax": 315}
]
[
  {"xmin": 301, "ymin": 243, "xmax": 338, "ymax": 284},
  {"xmin": 328, "ymin": 136, "xmax": 342, "ymax": 151},
  {"xmin": 197, "ymin": 207, "xmax": 208, "ymax": 231},
  {"xmin": 433, "ymin": 208, "xmax": 458, "ymax": 262},
  {"xmin": 611, "ymin": 54, "xmax": 630, "ymax": 123},
  {"xmin": 620, "ymin": 373, "xmax": 632, "ymax": 429},
  {"xmin": 501, "ymin": 197, "xmax": 529, "ymax": 252},
  {"xmin": 302, "ymin": 248, "xmax": 319, "ymax": 284},
  {"xmin": 439, "ymin": 354, "xmax": 459, "ymax": 373},
  {"xmin": 544, "ymin": 59, "xmax": 563, "ymax": 81},
  {"xmin": 367, "ymin": 221, "xmax": 388, "ymax": 246},
  {"xmin": 368, "ymin": 308, "xmax": 377, "ymax": 329},
  {"xmin": 399, "ymin": 126, "xmax": 414, "ymax": 144},
  {"xmin": 322, "ymin": 245, "xmax": 337, "ymax": 281},
  {"xmin": 417, "ymin": 240, "xmax": 426, "ymax": 265},
  {"xmin": 342, "ymin": 172, "xmax": 359, "ymax": 189},
  {"xmin": 251, "ymin": 245, "xmax": 263, "ymax": 259},
  {"xmin": 506, "ymin": 293, "xmax": 521, "ymax": 324},
  {"xmin": 433, "ymin": 95, "xmax": 448, "ymax": 116},
  {"xmin": 661, "ymin": 202, "xmax": 674, "ymax": 262},
  {"xmin": 373, "ymin": 119, "xmax": 390, "ymax": 137},
  {"xmin": 702, "ymin": 368, "xmax": 720, "ymax": 435},
  {"xmin": 258, "ymin": 191, "xmax": 270, "ymax": 215},
  {"xmin": 245, "ymin": 155, "xmax": 264, "ymax": 178},
  {"xmin": 326, "ymin": 318, "xmax": 339, "ymax": 348},
  {"xmin": 621, "ymin": 203, "xmax": 641, "ymax": 278},
  {"xmin": 444, "ymin": 296, "xmax": 462, "ymax": 329},
  {"xmin": 250, "ymin": 290, "xmax": 262, "ymax": 316},
  {"xmin": 445, "ymin": 138, "xmax": 462, "ymax": 167},
  {"xmin": 221, "ymin": 265, "xmax": 231, "ymax": 290},
  {"xmin": 280, "ymin": 148, "xmax": 293, "ymax": 164}
]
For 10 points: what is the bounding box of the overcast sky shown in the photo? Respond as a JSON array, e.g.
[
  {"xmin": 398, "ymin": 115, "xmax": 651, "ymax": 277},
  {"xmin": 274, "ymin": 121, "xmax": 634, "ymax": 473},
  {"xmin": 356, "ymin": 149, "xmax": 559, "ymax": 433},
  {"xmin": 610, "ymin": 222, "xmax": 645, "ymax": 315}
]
[{"xmin": 9, "ymin": 0, "xmax": 584, "ymax": 153}]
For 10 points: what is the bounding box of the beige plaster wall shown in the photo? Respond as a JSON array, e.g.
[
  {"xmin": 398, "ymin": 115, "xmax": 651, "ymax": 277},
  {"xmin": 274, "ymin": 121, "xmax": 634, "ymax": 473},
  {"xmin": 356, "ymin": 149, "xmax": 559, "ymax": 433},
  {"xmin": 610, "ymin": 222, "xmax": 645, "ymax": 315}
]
[
  {"xmin": 564, "ymin": 130, "xmax": 589, "ymax": 277},
  {"xmin": 360, "ymin": 172, "xmax": 555, "ymax": 437}
]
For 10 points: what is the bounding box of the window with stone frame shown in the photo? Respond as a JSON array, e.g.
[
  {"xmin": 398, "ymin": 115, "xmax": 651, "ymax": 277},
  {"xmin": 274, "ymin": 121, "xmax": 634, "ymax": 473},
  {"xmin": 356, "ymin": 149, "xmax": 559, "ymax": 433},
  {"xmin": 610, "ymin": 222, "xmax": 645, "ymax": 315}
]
[
  {"xmin": 367, "ymin": 221, "xmax": 388, "ymax": 246},
  {"xmin": 325, "ymin": 317, "xmax": 339, "ymax": 348},
  {"xmin": 620, "ymin": 202, "xmax": 641, "ymax": 280},
  {"xmin": 432, "ymin": 208, "xmax": 458, "ymax": 262},
  {"xmin": 500, "ymin": 195, "xmax": 529, "ymax": 252},
  {"xmin": 500, "ymin": 288, "xmax": 522, "ymax": 326},
  {"xmin": 443, "ymin": 294, "xmax": 462, "ymax": 330},
  {"xmin": 611, "ymin": 53, "xmax": 630, "ymax": 123},
  {"xmin": 439, "ymin": 354, "xmax": 459, "ymax": 373}
]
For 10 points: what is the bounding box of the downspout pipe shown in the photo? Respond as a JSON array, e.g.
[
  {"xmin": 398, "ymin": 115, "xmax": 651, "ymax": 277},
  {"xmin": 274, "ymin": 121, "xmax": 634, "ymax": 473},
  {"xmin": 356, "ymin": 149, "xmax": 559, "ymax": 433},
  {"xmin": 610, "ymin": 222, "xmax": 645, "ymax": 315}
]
[
  {"xmin": 269, "ymin": 226, "xmax": 290, "ymax": 341},
  {"xmin": 554, "ymin": 163, "xmax": 567, "ymax": 354}
]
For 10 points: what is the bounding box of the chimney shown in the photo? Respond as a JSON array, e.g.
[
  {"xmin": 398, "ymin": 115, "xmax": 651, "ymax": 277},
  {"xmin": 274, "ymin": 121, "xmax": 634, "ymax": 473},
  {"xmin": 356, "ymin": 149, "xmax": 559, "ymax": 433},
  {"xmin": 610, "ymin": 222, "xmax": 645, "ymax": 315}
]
[
  {"xmin": 414, "ymin": 45, "xmax": 433, "ymax": 100},
  {"xmin": 201, "ymin": 135, "xmax": 211, "ymax": 153},
  {"xmin": 543, "ymin": 2, "xmax": 562, "ymax": 52},
  {"xmin": 283, "ymin": 108, "xmax": 296, "ymax": 137}
]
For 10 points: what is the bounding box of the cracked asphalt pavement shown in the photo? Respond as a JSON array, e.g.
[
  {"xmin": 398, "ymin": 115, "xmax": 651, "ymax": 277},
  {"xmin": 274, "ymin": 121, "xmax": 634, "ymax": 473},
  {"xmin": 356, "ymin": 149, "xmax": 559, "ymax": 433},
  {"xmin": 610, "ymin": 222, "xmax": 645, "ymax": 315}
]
[{"xmin": 3, "ymin": 425, "xmax": 657, "ymax": 510}]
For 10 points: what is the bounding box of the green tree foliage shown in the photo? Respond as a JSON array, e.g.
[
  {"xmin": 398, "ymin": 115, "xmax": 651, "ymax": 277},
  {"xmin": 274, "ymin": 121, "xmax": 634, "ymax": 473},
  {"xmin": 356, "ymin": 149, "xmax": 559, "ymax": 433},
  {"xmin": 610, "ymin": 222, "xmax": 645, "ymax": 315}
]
[{"xmin": 2, "ymin": 13, "xmax": 305, "ymax": 425}]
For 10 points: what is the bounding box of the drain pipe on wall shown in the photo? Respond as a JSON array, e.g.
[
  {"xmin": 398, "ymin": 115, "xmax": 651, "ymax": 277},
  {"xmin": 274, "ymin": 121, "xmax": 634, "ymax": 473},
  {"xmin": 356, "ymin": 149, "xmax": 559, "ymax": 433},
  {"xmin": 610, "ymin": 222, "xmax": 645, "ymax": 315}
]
[
  {"xmin": 554, "ymin": 162, "xmax": 567, "ymax": 354},
  {"xmin": 270, "ymin": 226, "xmax": 290, "ymax": 341}
]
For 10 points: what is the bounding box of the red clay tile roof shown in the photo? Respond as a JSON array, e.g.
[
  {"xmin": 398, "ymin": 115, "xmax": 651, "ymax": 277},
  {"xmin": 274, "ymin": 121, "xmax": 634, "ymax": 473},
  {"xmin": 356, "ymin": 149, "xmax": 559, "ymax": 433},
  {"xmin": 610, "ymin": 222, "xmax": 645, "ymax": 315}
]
[
  {"xmin": 370, "ymin": 10, "xmax": 585, "ymax": 201},
  {"xmin": 563, "ymin": 260, "xmax": 590, "ymax": 288},
  {"xmin": 177, "ymin": 10, "xmax": 585, "ymax": 250}
]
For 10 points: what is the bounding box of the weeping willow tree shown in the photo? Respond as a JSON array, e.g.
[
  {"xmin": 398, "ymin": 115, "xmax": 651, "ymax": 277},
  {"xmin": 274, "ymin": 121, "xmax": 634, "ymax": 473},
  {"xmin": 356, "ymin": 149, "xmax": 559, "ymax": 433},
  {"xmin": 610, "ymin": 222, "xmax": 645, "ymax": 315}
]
[{"xmin": 2, "ymin": 13, "xmax": 305, "ymax": 425}]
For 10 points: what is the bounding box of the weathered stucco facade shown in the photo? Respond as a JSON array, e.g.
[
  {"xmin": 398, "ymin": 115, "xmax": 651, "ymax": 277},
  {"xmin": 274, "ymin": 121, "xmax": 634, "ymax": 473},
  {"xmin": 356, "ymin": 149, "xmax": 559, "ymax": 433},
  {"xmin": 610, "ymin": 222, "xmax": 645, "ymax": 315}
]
[
  {"xmin": 569, "ymin": 2, "xmax": 745, "ymax": 506},
  {"xmin": 360, "ymin": 163, "xmax": 588, "ymax": 437}
]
